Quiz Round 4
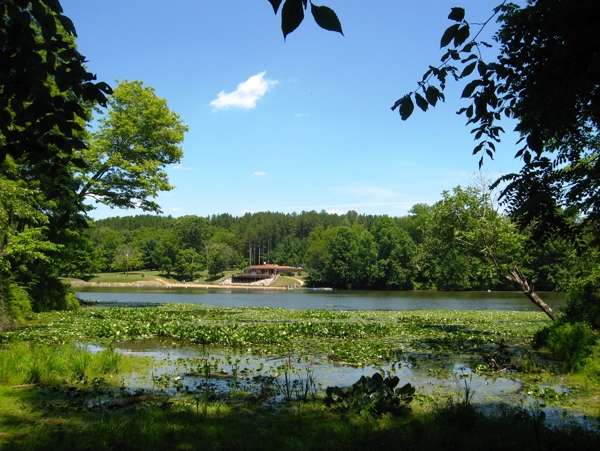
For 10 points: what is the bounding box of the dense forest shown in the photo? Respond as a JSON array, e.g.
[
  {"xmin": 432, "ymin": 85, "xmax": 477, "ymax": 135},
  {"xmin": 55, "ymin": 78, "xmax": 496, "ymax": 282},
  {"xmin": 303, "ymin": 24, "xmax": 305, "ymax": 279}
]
[{"xmin": 83, "ymin": 184, "xmax": 591, "ymax": 293}]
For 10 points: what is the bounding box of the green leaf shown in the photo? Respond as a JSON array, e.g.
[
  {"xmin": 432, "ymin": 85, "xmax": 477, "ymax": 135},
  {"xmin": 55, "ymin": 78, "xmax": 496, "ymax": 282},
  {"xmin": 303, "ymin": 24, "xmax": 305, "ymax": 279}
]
[
  {"xmin": 448, "ymin": 7, "xmax": 465, "ymax": 22},
  {"xmin": 425, "ymin": 86, "xmax": 440, "ymax": 106},
  {"xmin": 460, "ymin": 61, "xmax": 477, "ymax": 78},
  {"xmin": 461, "ymin": 79, "xmax": 482, "ymax": 98},
  {"xmin": 415, "ymin": 93, "xmax": 428, "ymax": 112},
  {"xmin": 268, "ymin": 0, "xmax": 283, "ymax": 14},
  {"xmin": 477, "ymin": 60, "xmax": 487, "ymax": 77},
  {"xmin": 454, "ymin": 25, "xmax": 470, "ymax": 47},
  {"xmin": 526, "ymin": 133, "xmax": 544, "ymax": 155},
  {"xmin": 281, "ymin": 0, "xmax": 304, "ymax": 40},
  {"xmin": 310, "ymin": 3, "xmax": 344, "ymax": 35},
  {"xmin": 399, "ymin": 96, "xmax": 414, "ymax": 120},
  {"xmin": 440, "ymin": 23, "xmax": 460, "ymax": 48}
]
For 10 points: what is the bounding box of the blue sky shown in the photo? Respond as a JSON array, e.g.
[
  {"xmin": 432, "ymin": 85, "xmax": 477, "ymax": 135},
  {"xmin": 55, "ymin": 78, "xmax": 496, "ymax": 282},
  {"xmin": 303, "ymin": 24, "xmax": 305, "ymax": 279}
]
[{"xmin": 60, "ymin": 0, "xmax": 523, "ymax": 220}]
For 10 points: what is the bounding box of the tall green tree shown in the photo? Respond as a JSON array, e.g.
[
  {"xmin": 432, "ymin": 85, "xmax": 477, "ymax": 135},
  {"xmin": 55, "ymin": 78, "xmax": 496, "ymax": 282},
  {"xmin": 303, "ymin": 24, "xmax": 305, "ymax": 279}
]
[
  {"xmin": 371, "ymin": 217, "xmax": 416, "ymax": 290},
  {"xmin": 419, "ymin": 185, "xmax": 558, "ymax": 319},
  {"xmin": 78, "ymin": 80, "xmax": 188, "ymax": 213},
  {"xmin": 1, "ymin": 0, "xmax": 112, "ymax": 313},
  {"xmin": 173, "ymin": 215, "xmax": 210, "ymax": 254}
]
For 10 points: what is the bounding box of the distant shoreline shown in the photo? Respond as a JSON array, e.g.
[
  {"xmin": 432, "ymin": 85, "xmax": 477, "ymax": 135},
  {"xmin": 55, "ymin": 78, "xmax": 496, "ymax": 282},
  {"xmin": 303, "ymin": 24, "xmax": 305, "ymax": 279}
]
[{"xmin": 69, "ymin": 280, "xmax": 303, "ymax": 291}]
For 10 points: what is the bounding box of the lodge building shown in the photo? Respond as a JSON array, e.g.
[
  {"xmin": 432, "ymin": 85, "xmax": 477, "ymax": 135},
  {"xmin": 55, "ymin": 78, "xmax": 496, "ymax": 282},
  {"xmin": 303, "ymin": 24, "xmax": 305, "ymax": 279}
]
[{"xmin": 230, "ymin": 265, "xmax": 302, "ymax": 284}]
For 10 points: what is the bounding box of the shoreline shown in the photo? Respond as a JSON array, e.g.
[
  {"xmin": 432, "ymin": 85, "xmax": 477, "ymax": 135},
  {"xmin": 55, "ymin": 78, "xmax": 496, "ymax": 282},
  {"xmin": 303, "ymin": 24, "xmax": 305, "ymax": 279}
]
[{"xmin": 69, "ymin": 280, "xmax": 305, "ymax": 291}]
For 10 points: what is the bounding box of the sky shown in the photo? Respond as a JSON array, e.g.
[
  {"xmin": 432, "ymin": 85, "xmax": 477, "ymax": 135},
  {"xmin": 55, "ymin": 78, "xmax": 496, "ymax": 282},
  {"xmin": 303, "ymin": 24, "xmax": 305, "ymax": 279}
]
[{"xmin": 59, "ymin": 0, "xmax": 524, "ymax": 220}]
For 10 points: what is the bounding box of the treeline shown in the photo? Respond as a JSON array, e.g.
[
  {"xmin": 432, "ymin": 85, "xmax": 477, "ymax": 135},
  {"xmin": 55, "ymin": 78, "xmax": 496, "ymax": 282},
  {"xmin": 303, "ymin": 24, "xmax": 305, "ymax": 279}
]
[{"xmin": 83, "ymin": 185, "xmax": 592, "ymax": 291}]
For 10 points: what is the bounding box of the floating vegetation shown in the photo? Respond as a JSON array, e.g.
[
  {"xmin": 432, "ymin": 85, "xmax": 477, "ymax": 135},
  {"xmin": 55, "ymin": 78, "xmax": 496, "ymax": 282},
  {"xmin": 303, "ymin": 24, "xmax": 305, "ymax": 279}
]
[{"xmin": 1, "ymin": 304, "xmax": 550, "ymax": 370}]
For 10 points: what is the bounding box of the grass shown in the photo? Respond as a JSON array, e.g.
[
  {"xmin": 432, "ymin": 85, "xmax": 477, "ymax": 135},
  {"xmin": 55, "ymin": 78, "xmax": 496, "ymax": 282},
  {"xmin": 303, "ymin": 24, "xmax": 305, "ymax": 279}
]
[
  {"xmin": 270, "ymin": 275, "xmax": 306, "ymax": 287},
  {"xmin": 67, "ymin": 269, "xmax": 249, "ymax": 285},
  {"xmin": 1, "ymin": 304, "xmax": 599, "ymax": 449},
  {"xmin": 66, "ymin": 270, "xmax": 176, "ymax": 285}
]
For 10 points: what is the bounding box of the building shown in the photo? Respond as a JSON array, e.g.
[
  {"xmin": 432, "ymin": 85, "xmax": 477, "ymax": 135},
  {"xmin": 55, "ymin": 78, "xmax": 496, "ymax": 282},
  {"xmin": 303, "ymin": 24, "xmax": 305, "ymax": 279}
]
[{"xmin": 230, "ymin": 265, "xmax": 302, "ymax": 284}]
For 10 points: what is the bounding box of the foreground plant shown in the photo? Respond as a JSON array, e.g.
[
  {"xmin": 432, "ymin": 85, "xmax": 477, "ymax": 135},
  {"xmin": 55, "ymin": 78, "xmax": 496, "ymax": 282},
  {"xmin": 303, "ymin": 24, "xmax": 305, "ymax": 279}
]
[{"xmin": 324, "ymin": 372, "xmax": 415, "ymax": 416}]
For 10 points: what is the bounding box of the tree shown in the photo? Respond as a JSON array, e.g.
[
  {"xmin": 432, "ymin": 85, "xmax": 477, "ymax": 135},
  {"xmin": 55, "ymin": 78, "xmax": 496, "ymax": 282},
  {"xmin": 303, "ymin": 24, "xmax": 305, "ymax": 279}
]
[
  {"xmin": 78, "ymin": 80, "xmax": 188, "ymax": 213},
  {"xmin": 175, "ymin": 248, "xmax": 204, "ymax": 280},
  {"xmin": 207, "ymin": 243, "xmax": 232, "ymax": 277},
  {"xmin": 1, "ymin": 0, "xmax": 112, "ymax": 312},
  {"xmin": 94, "ymin": 228, "xmax": 126, "ymax": 272},
  {"xmin": 392, "ymin": 1, "xmax": 600, "ymax": 240},
  {"xmin": 155, "ymin": 230, "xmax": 181, "ymax": 276},
  {"xmin": 371, "ymin": 217, "xmax": 416, "ymax": 290},
  {"xmin": 140, "ymin": 237, "xmax": 161, "ymax": 270},
  {"xmin": 316, "ymin": 225, "xmax": 378, "ymax": 290},
  {"xmin": 173, "ymin": 215, "xmax": 211, "ymax": 254},
  {"xmin": 420, "ymin": 184, "xmax": 557, "ymax": 319},
  {"xmin": 272, "ymin": 236, "xmax": 308, "ymax": 267},
  {"xmin": 113, "ymin": 244, "xmax": 143, "ymax": 274}
]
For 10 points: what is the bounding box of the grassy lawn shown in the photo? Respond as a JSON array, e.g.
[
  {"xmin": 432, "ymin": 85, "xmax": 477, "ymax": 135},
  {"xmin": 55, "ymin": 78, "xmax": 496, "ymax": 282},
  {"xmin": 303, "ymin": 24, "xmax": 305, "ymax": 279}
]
[
  {"xmin": 66, "ymin": 270, "xmax": 306, "ymax": 288},
  {"xmin": 65, "ymin": 270, "xmax": 241, "ymax": 285},
  {"xmin": 271, "ymin": 275, "xmax": 306, "ymax": 287}
]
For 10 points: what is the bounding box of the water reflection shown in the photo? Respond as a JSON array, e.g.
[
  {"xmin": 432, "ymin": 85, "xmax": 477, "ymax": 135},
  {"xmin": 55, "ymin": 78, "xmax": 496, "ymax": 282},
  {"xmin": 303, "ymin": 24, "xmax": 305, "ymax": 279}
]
[
  {"xmin": 87, "ymin": 338, "xmax": 593, "ymax": 430},
  {"xmin": 76, "ymin": 287, "xmax": 566, "ymax": 312}
]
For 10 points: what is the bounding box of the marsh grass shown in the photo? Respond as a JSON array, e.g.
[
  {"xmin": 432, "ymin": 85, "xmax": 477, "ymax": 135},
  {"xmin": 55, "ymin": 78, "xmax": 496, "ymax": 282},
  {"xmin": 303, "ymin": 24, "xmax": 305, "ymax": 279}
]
[{"xmin": 0, "ymin": 342, "xmax": 123, "ymax": 386}]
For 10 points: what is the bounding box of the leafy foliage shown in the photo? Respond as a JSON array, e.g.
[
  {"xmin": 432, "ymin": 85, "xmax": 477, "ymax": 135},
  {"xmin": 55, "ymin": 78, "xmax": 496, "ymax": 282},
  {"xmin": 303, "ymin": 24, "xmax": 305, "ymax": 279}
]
[
  {"xmin": 79, "ymin": 80, "xmax": 188, "ymax": 213},
  {"xmin": 392, "ymin": 1, "xmax": 600, "ymax": 239},
  {"xmin": 324, "ymin": 372, "xmax": 414, "ymax": 416},
  {"xmin": 563, "ymin": 266, "xmax": 600, "ymax": 329},
  {"xmin": 268, "ymin": 0, "xmax": 343, "ymax": 39}
]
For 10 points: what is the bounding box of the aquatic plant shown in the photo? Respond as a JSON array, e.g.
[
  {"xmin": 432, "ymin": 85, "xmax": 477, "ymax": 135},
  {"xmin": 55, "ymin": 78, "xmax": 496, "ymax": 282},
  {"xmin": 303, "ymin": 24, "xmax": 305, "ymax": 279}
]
[{"xmin": 324, "ymin": 372, "xmax": 415, "ymax": 416}]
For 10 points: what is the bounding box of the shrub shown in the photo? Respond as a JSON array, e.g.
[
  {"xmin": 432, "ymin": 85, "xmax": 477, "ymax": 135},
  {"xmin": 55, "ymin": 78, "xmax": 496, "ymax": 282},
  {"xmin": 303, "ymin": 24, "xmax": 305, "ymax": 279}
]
[
  {"xmin": 7, "ymin": 283, "xmax": 34, "ymax": 322},
  {"xmin": 563, "ymin": 267, "xmax": 600, "ymax": 329},
  {"xmin": 535, "ymin": 321, "xmax": 598, "ymax": 371},
  {"xmin": 28, "ymin": 276, "xmax": 80, "ymax": 311}
]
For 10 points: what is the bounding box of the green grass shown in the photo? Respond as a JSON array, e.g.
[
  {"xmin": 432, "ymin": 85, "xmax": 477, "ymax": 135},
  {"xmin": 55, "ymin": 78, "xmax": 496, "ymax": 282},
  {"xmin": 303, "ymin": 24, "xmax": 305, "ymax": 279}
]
[
  {"xmin": 67, "ymin": 269, "xmax": 245, "ymax": 285},
  {"xmin": 271, "ymin": 275, "xmax": 306, "ymax": 287},
  {"xmin": 67, "ymin": 270, "xmax": 172, "ymax": 284},
  {"xmin": 1, "ymin": 377, "xmax": 598, "ymax": 450}
]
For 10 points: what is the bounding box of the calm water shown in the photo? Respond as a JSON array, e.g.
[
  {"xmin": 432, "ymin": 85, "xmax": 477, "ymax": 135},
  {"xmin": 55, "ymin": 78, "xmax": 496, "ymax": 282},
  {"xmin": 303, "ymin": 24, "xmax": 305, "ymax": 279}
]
[{"xmin": 75, "ymin": 287, "xmax": 566, "ymax": 311}]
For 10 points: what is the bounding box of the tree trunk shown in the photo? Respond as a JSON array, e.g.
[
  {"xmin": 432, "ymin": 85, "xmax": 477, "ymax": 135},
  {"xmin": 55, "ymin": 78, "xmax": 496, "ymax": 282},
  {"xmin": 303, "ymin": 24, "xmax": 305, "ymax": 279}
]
[{"xmin": 506, "ymin": 265, "xmax": 555, "ymax": 321}]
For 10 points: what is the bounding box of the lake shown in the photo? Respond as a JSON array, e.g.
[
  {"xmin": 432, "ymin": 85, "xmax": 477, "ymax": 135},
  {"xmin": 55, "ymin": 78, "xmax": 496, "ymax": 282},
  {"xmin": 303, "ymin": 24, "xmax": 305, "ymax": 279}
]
[{"xmin": 75, "ymin": 287, "xmax": 566, "ymax": 312}]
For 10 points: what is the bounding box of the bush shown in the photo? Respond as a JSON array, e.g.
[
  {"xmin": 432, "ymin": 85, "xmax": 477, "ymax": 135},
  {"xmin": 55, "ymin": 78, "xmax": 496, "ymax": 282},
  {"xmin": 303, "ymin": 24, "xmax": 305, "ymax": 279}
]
[
  {"xmin": 535, "ymin": 321, "xmax": 598, "ymax": 371},
  {"xmin": 6, "ymin": 282, "xmax": 34, "ymax": 322},
  {"xmin": 580, "ymin": 341, "xmax": 600, "ymax": 383},
  {"xmin": 563, "ymin": 268, "xmax": 600, "ymax": 328},
  {"xmin": 28, "ymin": 276, "xmax": 80, "ymax": 312}
]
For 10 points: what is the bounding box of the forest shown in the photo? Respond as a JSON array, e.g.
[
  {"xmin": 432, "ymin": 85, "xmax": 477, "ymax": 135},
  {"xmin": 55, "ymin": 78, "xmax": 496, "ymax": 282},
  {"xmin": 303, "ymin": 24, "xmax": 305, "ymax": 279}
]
[{"xmin": 84, "ymin": 183, "xmax": 590, "ymax": 294}]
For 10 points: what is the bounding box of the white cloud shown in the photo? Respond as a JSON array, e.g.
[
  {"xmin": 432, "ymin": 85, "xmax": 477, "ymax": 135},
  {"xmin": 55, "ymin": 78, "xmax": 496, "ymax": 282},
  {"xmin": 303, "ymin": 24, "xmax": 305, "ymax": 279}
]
[
  {"xmin": 170, "ymin": 207, "xmax": 182, "ymax": 212},
  {"xmin": 170, "ymin": 164, "xmax": 194, "ymax": 171},
  {"xmin": 211, "ymin": 72, "xmax": 278, "ymax": 109},
  {"xmin": 253, "ymin": 171, "xmax": 266, "ymax": 176}
]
